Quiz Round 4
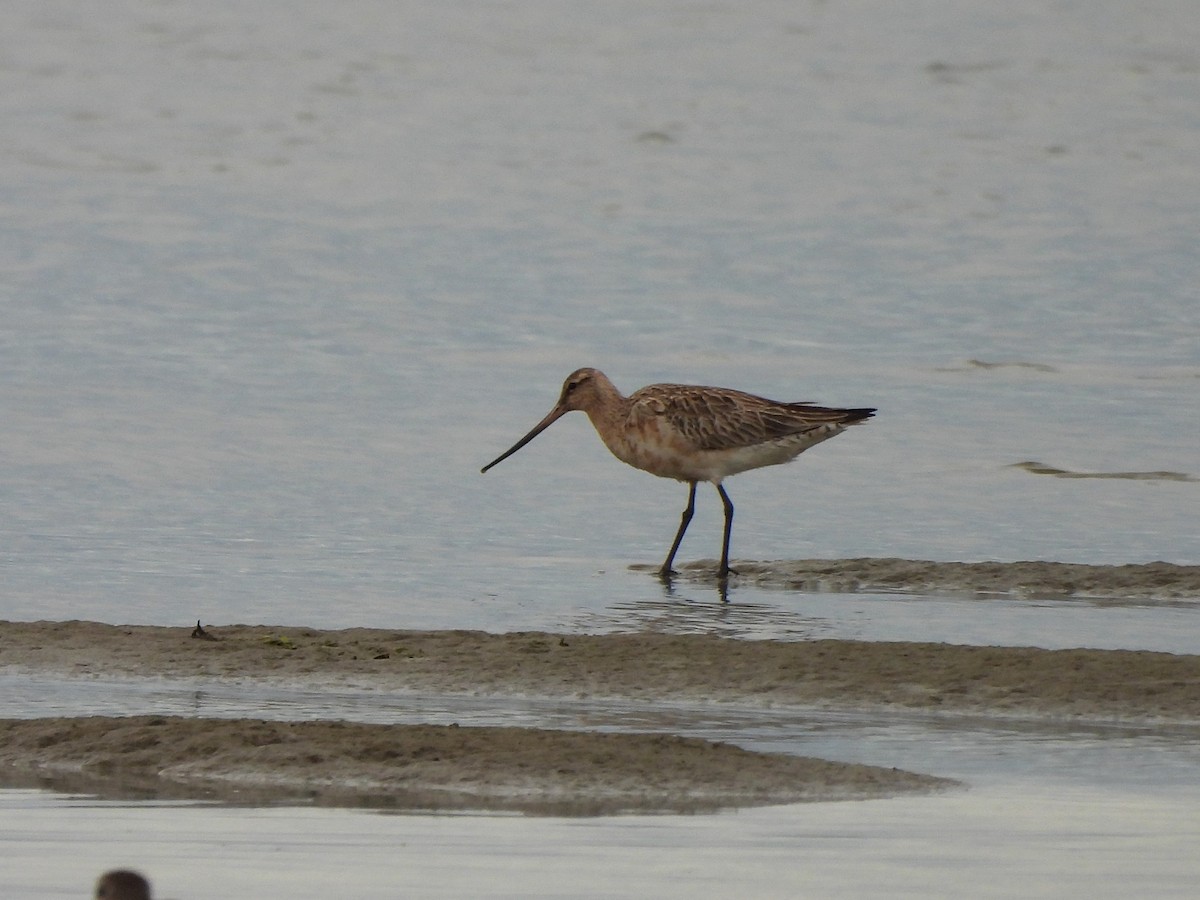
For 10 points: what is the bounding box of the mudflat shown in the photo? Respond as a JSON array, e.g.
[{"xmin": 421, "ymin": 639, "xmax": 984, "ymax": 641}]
[
  {"xmin": 2, "ymin": 558, "xmax": 1197, "ymax": 813},
  {"xmin": 3, "ymin": 619, "xmax": 1199, "ymax": 720}
]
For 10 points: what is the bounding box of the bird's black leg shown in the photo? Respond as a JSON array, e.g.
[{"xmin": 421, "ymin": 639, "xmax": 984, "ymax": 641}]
[
  {"xmin": 660, "ymin": 480, "xmax": 697, "ymax": 577},
  {"xmin": 716, "ymin": 483, "xmax": 737, "ymax": 578}
]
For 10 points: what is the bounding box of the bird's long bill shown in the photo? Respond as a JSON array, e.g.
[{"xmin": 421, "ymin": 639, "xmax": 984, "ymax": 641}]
[{"xmin": 480, "ymin": 404, "xmax": 569, "ymax": 473}]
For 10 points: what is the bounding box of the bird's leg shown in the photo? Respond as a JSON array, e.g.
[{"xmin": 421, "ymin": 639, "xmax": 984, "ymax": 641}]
[
  {"xmin": 716, "ymin": 483, "xmax": 738, "ymax": 578},
  {"xmin": 659, "ymin": 480, "xmax": 697, "ymax": 577}
]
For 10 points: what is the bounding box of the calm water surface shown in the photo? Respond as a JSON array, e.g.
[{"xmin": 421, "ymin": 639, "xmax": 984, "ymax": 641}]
[
  {"xmin": 5, "ymin": 673, "xmax": 1200, "ymax": 898},
  {"xmin": 1, "ymin": 0, "xmax": 1196, "ymax": 631},
  {"xmin": 2, "ymin": 1, "xmax": 1199, "ymax": 896}
]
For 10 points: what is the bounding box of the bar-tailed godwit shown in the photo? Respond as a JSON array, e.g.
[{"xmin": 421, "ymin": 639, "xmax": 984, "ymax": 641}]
[{"xmin": 481, "ymin": 368, "xmax": 874, "ymax": 578}]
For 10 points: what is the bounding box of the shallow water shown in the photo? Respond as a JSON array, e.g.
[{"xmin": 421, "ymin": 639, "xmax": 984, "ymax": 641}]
[
  {"xmin": 8, "ymin": 782, "xmax": 1195, "ymax": 900},
  {"xmin": 6, "ymin": 672, "xmax": 1200, "ymax": 791},
  {"xmin": 578, "ymin": 585, "xmax": 1200, "ymax": 653},
  {"xmin": 6, "ymin": 672, "xmax": 1200, "ymax": 897},
  {"xmin": 2, "ymin": 1, "xmax": 1199, "ymax": 896},
  {"xmin": 6, "ymin": 667, "xmax": 1200, "ymax": 898},
  {"xmin": 1, "ymin": 0, "xmax": 1197, "ymax": 632},
  {"xmin": 6, "ymin": 698, "xmax": 1200, "ymax": 899}
]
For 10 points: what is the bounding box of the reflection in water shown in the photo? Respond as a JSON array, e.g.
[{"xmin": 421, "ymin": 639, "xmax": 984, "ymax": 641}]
[
  {"xmin": 581, "ymin": 570, "xmax": 1200, "ymax": 653},
  {"xmin": 655, "ymin": 566, "xmax": 729, "ymax": 605},
  {"xmin": 581, "ymin": 571, "xmax": 834, "ymax": 640}
]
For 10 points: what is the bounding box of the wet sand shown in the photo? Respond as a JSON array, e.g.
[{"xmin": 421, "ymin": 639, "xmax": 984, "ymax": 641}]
[
  {"xmin": 2, "ymin": 560, "xmax": 1197, "ymax": 814},
  {"xmin": 669, "ymin": 557, "xmax": 1200, "ymax": 598},
  {"xmin": 0, "ymin": 715, "xmax": 949, "ymax": 815}
]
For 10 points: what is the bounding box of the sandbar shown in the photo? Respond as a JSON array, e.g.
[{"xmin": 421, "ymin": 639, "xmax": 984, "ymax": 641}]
[{"xmin": 2, "ymin": 558, "xmax": 1197, "ymax": 813}]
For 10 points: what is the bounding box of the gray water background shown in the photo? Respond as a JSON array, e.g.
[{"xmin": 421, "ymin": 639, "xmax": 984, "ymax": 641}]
[
  {"xmin": 2, "ymin": 0, "xmax": 1197, "ymax": 633},
  {"xmin": 3, "ymin": 4, "xmax": 1200, "ymax": 896}
]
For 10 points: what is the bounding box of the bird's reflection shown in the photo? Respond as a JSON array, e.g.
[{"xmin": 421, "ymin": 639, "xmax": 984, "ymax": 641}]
[
  {"xmin": 658, "ymin": 568, "xmax": 731, "ymax": 604},
  {"xmin": 591, "ymin": 565, "xmax": 828, "ymax": 641}
]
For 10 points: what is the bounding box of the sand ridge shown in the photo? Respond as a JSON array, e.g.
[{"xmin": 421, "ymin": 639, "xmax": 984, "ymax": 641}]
[
  {"xmin": 3, "ymin": 556, "xmax": 1199, "ymax": 815},
  {"xmin": 3, "ymin": 620, "xmax": 1198, "ymax": 722},
  {"xmin": 672, "ymin": 558, "xmax": 1200, "ymax": 598},
  {"xmin": 0, "ymin": 715, "xmax": 952, "ymax": 815}
]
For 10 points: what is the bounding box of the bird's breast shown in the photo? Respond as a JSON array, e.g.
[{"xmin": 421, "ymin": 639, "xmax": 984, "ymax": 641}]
[
  {"xmin": 590, "ymin": 413, "xmax": 848, "ymax": 483},
  {"xmin": 589, "ymin": 415, "xmax": 702, "ymax": 481}
]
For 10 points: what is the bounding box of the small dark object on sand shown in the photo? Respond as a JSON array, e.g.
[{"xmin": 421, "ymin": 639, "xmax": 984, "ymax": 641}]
[{"xmin": 191, "ymin": 620, "xmax": 218, "ymax": 641}]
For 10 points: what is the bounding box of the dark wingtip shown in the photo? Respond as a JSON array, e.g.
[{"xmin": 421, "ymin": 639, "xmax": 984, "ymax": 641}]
[{"xmin": 848, "ymin": 407, "xmax": 876, "ymax": 422}]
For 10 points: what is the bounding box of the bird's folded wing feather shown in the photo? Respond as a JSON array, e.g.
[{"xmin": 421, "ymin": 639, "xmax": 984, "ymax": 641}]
[{"xmin": 630, "ymin": 387, "xmax": 843, "ymax": 452}]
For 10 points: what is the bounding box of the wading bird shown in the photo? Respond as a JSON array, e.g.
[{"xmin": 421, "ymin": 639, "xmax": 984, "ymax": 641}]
[{"xmin": 481, "ymin": 368, "xmax": 874, "ymax": 579}]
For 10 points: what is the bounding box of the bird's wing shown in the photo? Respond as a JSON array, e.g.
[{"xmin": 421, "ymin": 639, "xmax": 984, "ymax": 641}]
[{"xmin": 630, "ymin": 386, "xmax": 847, "ymax": 452}]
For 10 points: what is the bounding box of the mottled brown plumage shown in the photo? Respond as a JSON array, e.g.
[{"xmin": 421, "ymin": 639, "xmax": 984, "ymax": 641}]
[{"xmin": 482, "ymin": 368, "xmax": 874, "ymax": 578}]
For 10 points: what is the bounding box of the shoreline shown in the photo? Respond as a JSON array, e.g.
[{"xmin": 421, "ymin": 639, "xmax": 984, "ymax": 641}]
[
  {"xmin": 667, "ymin": 558, "xmax": 1200, "ymax": 598},
  {"xmin": 0, "ymin": 715, "xmax": 954, "ymax": 815},
  {"xmin": 3, "ymin": 606, "xmax": 1199, "ymax": 813},
  {"xmin": 4, "ymin": 620, "xmax": 1198, "ymax": 722}
]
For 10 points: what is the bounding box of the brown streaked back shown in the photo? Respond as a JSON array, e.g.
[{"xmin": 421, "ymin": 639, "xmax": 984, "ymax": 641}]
[{"xmin": 631, "ymin": 383, "xmax": 875, "ymax": 453}]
